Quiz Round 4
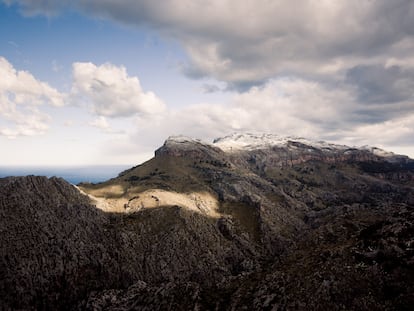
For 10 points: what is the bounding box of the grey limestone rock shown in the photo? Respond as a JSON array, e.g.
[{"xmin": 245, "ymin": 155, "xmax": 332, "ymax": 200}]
[{"xmin": 1, "ymin": 135, "xmax": 414, "ymax": 310}]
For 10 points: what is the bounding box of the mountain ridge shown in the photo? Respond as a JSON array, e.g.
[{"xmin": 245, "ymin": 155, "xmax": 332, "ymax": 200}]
[
  {"xmin": 164, "ymin": 132, "xmax": 409, "ymax": 161},
  {"xmin": 1, "ymin": 133, "xmax": 413, "ymax": 310}
]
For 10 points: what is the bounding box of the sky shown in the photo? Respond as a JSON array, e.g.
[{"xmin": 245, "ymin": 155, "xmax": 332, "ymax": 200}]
[{"xmin": 1, "ymin": 0, "xmax": 414, "ymax": 166}]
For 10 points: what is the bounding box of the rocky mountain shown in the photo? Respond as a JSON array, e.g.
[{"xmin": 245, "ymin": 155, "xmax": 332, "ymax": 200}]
[{"xmin": 1, "ymin": 133, "xmax": 413, "ymax": 310}]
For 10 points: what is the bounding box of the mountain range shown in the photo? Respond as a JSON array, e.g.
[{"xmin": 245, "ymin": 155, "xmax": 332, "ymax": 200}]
[{"xmin": 1, "ymin": 133, "xmax": 413, "ymax": 310}]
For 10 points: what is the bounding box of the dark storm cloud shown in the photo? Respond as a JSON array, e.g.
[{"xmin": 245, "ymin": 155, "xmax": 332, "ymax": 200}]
[
  {"xmin": 201, "ymin": 84, "xmax": 222, "ymax": 94},
  {"xmin": 225, "ymin": 80, "xmax": 268, "ymax": 93},
  {"xmin": 6, "ymin": 0, "xmax": 414, "ymax": 88},
  {"xmin": 351, "ymin": 108, "xmax": 401, "ymax": 124},
  {"xmin": 346, "ymin": 65, "xmax": 414, "ymax": 104}
]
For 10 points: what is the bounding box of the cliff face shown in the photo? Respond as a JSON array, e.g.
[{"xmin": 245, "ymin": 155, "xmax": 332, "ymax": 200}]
[{"xmin": 1, "ymin": 135, "xmax": 414, "ymax": 310}]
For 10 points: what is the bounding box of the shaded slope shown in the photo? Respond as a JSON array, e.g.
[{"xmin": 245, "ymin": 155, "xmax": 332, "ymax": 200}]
[
  {"xmin": 0, "ymin": 176, "xmax": 118, "ymax": 309},
  {"xmin": 0, "ymin": 176, "xmax": 263, "ymax": 310}
]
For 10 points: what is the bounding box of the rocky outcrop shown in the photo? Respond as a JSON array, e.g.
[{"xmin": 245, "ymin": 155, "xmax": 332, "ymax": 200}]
[
  {"xmin": 155, "ymin": 136, "xmax": 226, "ymax": 161},
  {"xmin": 1, "ymin": 134, "xmax": 414, "ymax": 310},
  {"xmin": 216, "ymin": 136, "xmax": 387, "ymax": 172}
]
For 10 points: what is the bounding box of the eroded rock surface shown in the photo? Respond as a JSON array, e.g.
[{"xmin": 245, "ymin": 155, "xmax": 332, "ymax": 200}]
[{"xmin": 1, "ymin": 134, "xmax": 414, "ymax": 310}]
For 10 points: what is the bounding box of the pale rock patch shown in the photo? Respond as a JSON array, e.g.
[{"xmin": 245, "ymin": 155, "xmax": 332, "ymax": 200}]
[{"xmin": 77, "ymin": 185, "xmax": 219, "ymax": 217}]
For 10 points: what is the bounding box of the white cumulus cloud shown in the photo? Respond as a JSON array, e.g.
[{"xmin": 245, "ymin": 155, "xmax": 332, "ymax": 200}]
[
  {"xmin": 0, "ymin": 56, "xmax": 65, "ymax": 138},
  {"xmin": 71, "ymin": 62, "xmax": 166, "ymax": 118},
  {"xmin": 88, "ymin": 116, "xmax": 124, "ymax": 134},
  {"xmin": 89, "ymin": 116, "xmax": 110, "ymax": 130}
]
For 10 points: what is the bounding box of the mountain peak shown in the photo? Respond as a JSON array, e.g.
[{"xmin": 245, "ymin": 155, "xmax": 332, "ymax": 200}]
[
  {"xmin": 213, "ymin": 132, "xmax": 349, "ymax": 152},
  {"xmin": 155, "ymin": 135, "xmax": 222, "ymax": 158},
  {"xmin": 166, "ymin": 135, "xmax": 207, "ymax": 144}
]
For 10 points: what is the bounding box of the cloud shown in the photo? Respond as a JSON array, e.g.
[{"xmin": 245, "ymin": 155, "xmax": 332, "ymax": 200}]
[
  {"xmin": 131, "ymin": 78, "xmax": 345, "ymax": 146},
  {"xmin": 2, "ymin": 0, "xmax": 65, "ymax": 16},
  {"xmin": 201, "ymin": 83, "xmax": 222, "ymax": 94},
  {"xmin": 88, "ymin": 116, "xmax": 123, "ymax": 134},
  {"xmin": 7, "ymin": 0, "xmax": 414, "ymax": 90},
  {"xmin": 89, "ymin": 116, "xmax": 110, "ymax": 130},
  {"xmin": 343, "ymin": 114, "xmax": 414, "ymax": 147},
  {"xmin": 0, "ymin": 106, "xmax": 50, "ymax": 139},
  {"xmin": 0, "ymin": 57, "xmax": 166, "ymax": 139},
  {"xmin": 0, "ymin": 57, "xmax": 64, "ymax": 107},
  {"xmin": 52, "ymin": 60, "xmax": 62, "ymax": 72},
  {"xmin": 7, "ymin": 41, "xmax": 18, "ymax": 48},
  {"xmin": 3, "ymin": 1, "xmax": 414, "ymax": 157},
  {"xmin": 0, "ymin": 56, "xmax": 65, "ymax": 138},
  {"xmin": 346, "ymin": 64, "xmax": 414, "ymax": 104},
  {"xmin": 71, "ymin": 62, "xmax": 166, "ymax": 118},
  {"xmin": 130, "ymin": 77, "xmax": 413, "ymax": 155}
]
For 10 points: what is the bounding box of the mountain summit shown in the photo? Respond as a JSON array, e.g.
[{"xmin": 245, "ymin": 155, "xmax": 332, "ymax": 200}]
[
  {"xmin": 1, "ymin": 134, "xmax": 413, "ymax": 310},
  {"xmin": 213, "ymin": 132, "xmax": 348, "ymax": 151}
]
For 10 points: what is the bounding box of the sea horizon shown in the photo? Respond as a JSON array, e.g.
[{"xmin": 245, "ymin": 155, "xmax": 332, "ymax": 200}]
[{"xmin": 0, "ymin": 165, "xmax": 133, "ymax": 185}]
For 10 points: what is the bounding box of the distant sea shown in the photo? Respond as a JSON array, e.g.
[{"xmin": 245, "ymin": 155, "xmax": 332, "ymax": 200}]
[{"xmin": 0, "ymin": 165, "xmax": 132, "ymax": 184}]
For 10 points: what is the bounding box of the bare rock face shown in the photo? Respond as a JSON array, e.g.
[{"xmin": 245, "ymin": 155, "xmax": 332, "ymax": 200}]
[
  {"xmin": 213, "ymin": 133, "xmax": 411, "ymax": 171},
  {"xmin": 155, "ymin": 135, "xmax": 225, "ymax": 161},
  {"xmin": 1, "ymin": 134, "xmax": 414, "ymax": 310},
  {"xmin": 0, "ymin": 176, "xmax": 121, "ymax": 309}
]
